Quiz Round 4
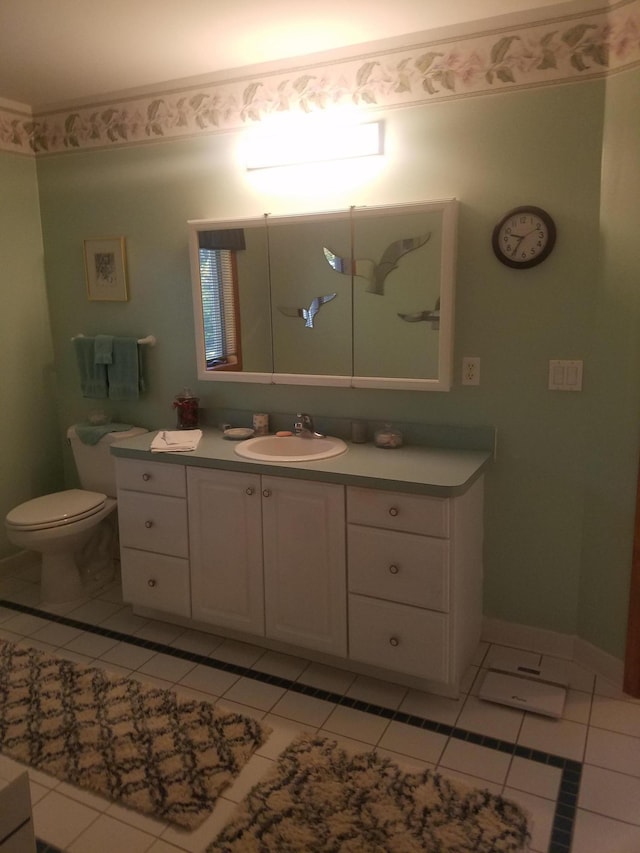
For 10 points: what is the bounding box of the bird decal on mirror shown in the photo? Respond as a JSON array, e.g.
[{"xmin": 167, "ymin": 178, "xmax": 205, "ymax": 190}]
[
  {"xmin": 398, "ymin": 298, "xmax": 440, "ymax": 329},
  {"xmin": 323, "ymin": 233, "xmax": 431, "ymax": 295},
  {"xmin": 278, "ymin": 293, "xmax": 337, "ymax": 328}
]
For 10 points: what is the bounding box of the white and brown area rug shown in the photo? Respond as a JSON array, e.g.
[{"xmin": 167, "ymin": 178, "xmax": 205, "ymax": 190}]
[
  {"xmin": 0, "ymin": 639, "xmax": 268, "ymax": 829},
  {"xmin": 209, "ymin": 733, "xmax": 531, "ymax": 853}
]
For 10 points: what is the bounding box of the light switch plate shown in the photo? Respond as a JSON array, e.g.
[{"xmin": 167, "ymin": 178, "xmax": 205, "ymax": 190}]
[{"xmin": 548, "ymin": 359, "xmax": 583, "ymax": 391}]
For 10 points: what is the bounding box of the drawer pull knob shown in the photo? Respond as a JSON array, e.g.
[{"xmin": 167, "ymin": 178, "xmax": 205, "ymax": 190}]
[
  {"xmin": 389, "ymin": 507, "xmax": 399, "ymax": 517},
  {"xmin": 262, "ymin": 489, "xmax": 272, "ymax": 498},
  {"xmin": 245, "ymin": 487, "xmax": 255, "ymax": 496},
  {"xmin": 389, "ymin": 636, "xmax": 400, "ymax": 647},
  {"xmin": 388, "ymin": 564, "xmax": 400, "ymax": 575},
  {"xmin": 144, "ymin": 520, "xmax": 154, "ymax": 529},
  {"xmin": 142, "ymin": 473, "xmax": 151, "ymax": 482},
  {"xmin": 147, "ymin": 579, "xmax": 157, "ymax": 588}
]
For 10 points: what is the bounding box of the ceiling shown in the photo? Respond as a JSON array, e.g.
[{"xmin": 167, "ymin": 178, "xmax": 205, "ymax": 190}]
[{"xmin": 0, "ymin": 0, "xmax": 593, "ymax": 112}]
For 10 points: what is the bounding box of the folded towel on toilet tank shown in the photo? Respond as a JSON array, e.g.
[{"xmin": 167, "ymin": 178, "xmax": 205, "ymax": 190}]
[{"xmin": 74, "ymin": 423, "xmax": 133, "ymax": 445}]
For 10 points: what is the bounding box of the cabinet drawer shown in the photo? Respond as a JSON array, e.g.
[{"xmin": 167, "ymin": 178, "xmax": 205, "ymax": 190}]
[
  {"xmin": 115, "ymin": 458, "xmax": 186, "ymax": 497},
  {"xmin": 118, "ymin": 491, "xmax": 188, "ymax": 557},
  {"xmin": 347, "ymin": 486, "xmax": 449, "ymax": 538},
  {"xmin": 348, "ymin": 594, "xmax": 448, "ymax": 682},
  {"xmin": 348, "ymin": 526, "xmax": 449, "ymax": 611},
  {"xmin": 121, "ymin": 548, "xmax": 191, "ymax": 617}
]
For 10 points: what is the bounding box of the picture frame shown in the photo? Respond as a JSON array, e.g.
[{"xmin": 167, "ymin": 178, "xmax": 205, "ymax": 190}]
[{"xmin": 84, "ymin": 237, "xmax": 128, "ymax": 301}]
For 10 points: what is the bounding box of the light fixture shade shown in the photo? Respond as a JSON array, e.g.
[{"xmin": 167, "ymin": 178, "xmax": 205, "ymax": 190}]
[{"xmin": 245, "ymin": 119, "xmax": 383, "ymax": 170}]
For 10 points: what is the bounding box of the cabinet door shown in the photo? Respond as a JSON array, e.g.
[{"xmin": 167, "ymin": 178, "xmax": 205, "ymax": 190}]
[
  {"xmin": 262, "ymin": 476, "xmax": 346, "ymax": 656},
  {"xmin": 187, "ymin": 467, "xmax": 265, "ymax": 635}
]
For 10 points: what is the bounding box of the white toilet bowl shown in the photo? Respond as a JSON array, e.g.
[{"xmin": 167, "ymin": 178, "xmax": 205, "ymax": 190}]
[
  {"xmin": 5, "ymin": 490, "xmax": 116, "ymax": 604},
  {"xmin": 5, "ymin": 423, "xmax": 147, "ymax": 605}
]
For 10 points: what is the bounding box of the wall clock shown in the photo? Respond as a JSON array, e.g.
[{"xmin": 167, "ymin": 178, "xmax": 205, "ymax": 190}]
[{"xmin": 492, "ymin": 206, "xmax": 556, "ymax": 269}]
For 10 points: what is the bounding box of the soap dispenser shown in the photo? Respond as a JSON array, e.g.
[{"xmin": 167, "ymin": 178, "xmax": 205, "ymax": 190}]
[{"xmin": 173, "ymin": 388, "xmax": 200, "ymax": 430}]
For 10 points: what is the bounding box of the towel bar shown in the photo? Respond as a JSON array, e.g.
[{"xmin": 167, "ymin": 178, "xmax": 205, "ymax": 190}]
[{"xmin": 71, "ymin": 334, "xmax": 156, "ymax": 346}]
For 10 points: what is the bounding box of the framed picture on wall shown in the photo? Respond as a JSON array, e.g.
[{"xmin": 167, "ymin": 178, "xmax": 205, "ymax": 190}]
[{"xmin": 84, "ymin": 237, "xmax": 128, "ymax": 301}]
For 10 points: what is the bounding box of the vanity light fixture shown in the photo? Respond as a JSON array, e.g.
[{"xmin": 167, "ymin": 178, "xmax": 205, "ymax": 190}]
[{"xmin": 245, "ymin": 119, "xmax": 383, "ymax": 170}]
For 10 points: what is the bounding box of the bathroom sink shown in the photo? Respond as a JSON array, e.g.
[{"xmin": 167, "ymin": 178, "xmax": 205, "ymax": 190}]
[{"xmin": 234, "ymin": 434, "xmax": 347, "ymax": 462}]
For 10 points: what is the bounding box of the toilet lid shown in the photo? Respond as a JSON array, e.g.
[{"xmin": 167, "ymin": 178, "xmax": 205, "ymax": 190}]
[{"xmin": 6, "ymin": 489, "xmax": 107, "ymax": 529}]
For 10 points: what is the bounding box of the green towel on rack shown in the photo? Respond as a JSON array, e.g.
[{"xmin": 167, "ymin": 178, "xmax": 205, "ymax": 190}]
[
  {"xmin": 94, "ymin": 334, "xmax": 114, "ymax": 364},
  {"xmin": 73, "ymin": 337, "xmax": 108, "ymax": 398},
  {"xmin": 108, "ymin": 337, "xmax": 144, "ymax": 400}
]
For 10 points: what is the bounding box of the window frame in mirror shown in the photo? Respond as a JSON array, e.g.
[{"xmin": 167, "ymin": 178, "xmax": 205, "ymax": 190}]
[{"xmin": 190, "ymin": 215, "xmax": 272, "ymax": 385}]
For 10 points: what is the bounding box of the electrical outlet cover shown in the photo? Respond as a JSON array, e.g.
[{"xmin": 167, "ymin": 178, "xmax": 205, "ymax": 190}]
[{"xmin": 462, "ymin": 357, "xmax": 480, "ymax": 386}]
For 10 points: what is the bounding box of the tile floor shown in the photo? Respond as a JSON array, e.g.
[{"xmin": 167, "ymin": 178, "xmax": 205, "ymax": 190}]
[{"xmin": 0, "ymin": 561, "xmax": 639, "ymax": 853}]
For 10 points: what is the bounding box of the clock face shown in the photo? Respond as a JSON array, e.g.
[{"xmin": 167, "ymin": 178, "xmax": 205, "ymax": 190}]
[{"xmin": 492, "ymin": 206, "xmax": 556, "ymax": 269}]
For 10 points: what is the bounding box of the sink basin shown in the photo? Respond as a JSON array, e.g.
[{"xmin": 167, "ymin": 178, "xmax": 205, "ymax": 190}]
[{"xmin": 234, "ymin": 434, "xmax": 347, "ymax": 462}]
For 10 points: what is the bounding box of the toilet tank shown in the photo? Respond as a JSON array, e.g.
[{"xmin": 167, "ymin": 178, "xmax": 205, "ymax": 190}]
[{"xmin": 67, "ymin": 425, "xmax": 148, "ymax": 496}]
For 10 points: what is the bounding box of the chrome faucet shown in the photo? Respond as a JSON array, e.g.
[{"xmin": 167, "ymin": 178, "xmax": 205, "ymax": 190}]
[{"xmin": 294, "ymin": 413, "xmax": 325, "ymax": 439}]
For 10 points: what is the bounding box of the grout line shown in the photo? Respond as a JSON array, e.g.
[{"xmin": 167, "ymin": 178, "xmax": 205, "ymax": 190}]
[{"xmin": 1, "ymin": 597, "xmax": 579, "ymax": 853}]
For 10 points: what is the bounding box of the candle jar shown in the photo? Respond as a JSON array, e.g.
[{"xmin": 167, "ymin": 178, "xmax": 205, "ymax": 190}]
[
  {"xmin": 374, "ymin": 424, "xmax": 403, "ymax": 449},
  {"xmin": 173, "ymin": 389, "xmax": 200, "ymax": 430}
]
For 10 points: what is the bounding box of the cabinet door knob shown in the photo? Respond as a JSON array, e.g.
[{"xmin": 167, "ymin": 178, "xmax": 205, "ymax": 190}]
[
  {"xmin": 142, "ymin": 473, "xmax": 151, "ymax": 482},
  {"xmin": 389, "ymin": 636, "xmax": 400, "ymax": 647},
  {"xmin": 388, "ymin": 506, "xmax": 399, "ymax": 517},
  {"xmin": 262, "ymin": 489, "xmax": 271, "ymax": 498},
  {"xmin": 144, "ymin": 520, "xmax": 154, "ymax": 529},
  {"xmin": 245, "ymin": 487, "xmax": 255, "ymax": 496},
  {"xmin": 147, "ymin": 578, "xmax": 157, "ymax": 588},
  {"xmin": 388, "ymin": 564, "xmax": 399, "ymax": 575}
]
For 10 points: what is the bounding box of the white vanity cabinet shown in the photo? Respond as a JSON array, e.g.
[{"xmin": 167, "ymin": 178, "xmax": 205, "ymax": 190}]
[
  {"xmin": 187, "ymin": 468, "xmax": 346, "ymax": 657},
  {"xmin": 114, "ymin": 447, "xmax": 485, "ymax": 696},
  {"xmin": 346, "ymin": 479, "xmax": 484, "ymax": 690},
  {"xmin": 115, "ymin": 458, "xmax": 191, "ymax": 618}
]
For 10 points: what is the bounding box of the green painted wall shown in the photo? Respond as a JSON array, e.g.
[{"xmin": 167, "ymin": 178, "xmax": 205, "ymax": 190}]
[
  {"xmin": 30, "ymin": 75, "xmax": 638, "ymax": 658},
  {"xmin": 578, "ymin": 67, "xmax": 640, "ymax": 653},
  {"xmin": 0, "ymin": 152, "xmax": 63, "ymax": 557}
]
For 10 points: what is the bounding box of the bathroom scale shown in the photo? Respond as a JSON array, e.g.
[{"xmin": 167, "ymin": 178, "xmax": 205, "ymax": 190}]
[{"xmin": 478, "ymin": 656, "xmax": 568, "ymax": 719}]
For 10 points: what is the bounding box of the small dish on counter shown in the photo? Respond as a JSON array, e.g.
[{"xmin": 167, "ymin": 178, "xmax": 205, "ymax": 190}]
[{"xmin": 223, "ymin": 427, "xmax": 255, "ymax": 440}]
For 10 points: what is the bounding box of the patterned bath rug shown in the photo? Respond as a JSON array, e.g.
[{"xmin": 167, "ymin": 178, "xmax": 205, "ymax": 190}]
[
  {"xmin": 0, "ymin": 639, "xmax": 270, "ymax": 829},
  {"xmin": 208, "ymin": 733, "xmax": 530, "ymax": 852}
]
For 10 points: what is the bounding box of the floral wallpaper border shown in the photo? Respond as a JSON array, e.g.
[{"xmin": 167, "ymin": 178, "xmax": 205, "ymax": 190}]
[{"xmin": 1, "ymin": 0, "xmax": 639, "ymax": 157}]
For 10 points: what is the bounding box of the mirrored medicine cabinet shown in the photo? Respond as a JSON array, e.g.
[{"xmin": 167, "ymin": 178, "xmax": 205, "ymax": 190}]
[{"xmin": 188, "ymin": 198, "xmax": 457, "ymax": 391}]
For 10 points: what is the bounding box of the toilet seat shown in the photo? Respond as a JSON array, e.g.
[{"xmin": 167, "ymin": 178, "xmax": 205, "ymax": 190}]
[{"xmin": 6, "ymin": 489, "xmax": 107, "ymax": 531}]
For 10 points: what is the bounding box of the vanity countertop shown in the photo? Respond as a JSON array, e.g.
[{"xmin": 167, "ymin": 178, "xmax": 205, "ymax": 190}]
[{"xmin": 111, "ymin": 429, "xmax": 492, "ymax": 497}]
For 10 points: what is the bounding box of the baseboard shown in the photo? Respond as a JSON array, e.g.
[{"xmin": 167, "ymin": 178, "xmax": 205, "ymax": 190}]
[
  {"xmin": 482, "ymin": 616, "xmax": 575, "ymax": 660},
  {"xmin": 573, "ymin": 636, "xmax": 625, "ymax": 687},
  {"xmin": 0, "ymin": 550, "xmax": 39, "ymax": 579},
  {"xmin": 482, "ymin": 616, "xmax": 624, "ymax": 689}
]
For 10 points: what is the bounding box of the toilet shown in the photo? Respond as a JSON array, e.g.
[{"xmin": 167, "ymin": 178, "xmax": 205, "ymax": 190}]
[{"xmin": 5, "ymin": 425, "xmax": 147, "ymax": 605}]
